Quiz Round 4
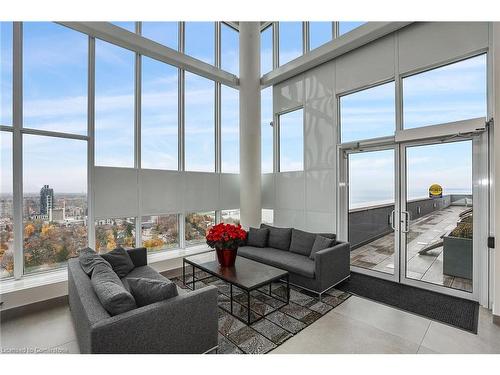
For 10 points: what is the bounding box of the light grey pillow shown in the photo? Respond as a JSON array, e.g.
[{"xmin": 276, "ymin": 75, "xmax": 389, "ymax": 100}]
[
  {"xmin": 91, "ymin": 263, "xmax": 137, "ymax": 316},
  {"xmin": 127, "ymin": 278, "xmax": 178, "ymax": 307},
  {"xmin": 246, "ymin": 227, "xmax": 269, "ymax": 248},
  {"xmin": 78, "ymin": 247, "xmax": 111, "ymax": 276},
  {"xmin": 309, "ymin": 235, "xmax": 336, "ymax": 260}
]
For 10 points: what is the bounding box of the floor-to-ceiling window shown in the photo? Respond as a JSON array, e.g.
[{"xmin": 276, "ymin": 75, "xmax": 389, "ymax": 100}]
[
  {"xmin": 22, "ymin": 23, "xmax": 89, "ymax": 274},
  {"xmin": 95, "ymin": 39, "xmax": 135, "ymax": 167},
  {"xmin": 141, "ymin": 56, "xmax": 178, "ymax": 170},
  {"xmin": 184, "ymin": 72, "xmax": 215, "ymax": 172}
]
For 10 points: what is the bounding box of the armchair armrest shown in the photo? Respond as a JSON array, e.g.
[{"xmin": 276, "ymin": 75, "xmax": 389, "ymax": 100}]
[
  {"xmin": 314, "ymin": 241, "xmax": 351, "ymax": 290},
  {"xmin": 90, "ymin": 285, "xmax": 218, "ymax": 354},
  {"xmin": 127, "ymin": 247, "xmax": 147, "ymax": 267}
]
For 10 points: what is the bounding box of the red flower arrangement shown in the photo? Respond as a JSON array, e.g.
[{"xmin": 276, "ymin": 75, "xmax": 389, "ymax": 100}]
[{"xmin": 206, "ymin": 223, "xmax": 247, "ymax": 251}]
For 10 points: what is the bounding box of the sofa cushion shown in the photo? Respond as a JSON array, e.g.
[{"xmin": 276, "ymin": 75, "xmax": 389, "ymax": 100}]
[
  {"xmin": 260, "ymin": 224, "xmax": 292, "ymax": 251},
  {"xmin": 127, "ymin": 277, "xmax": 178, "ymax": 307},
  {"xmin": 246, "ymin": 227, "xmax": 269, "ymax": 248},
  {"xmin": 238, "ymin": 246, "xmax": 315, "ymax": 278},
  {"xmin": 78, "ymin": 247, "xmax": 111, "ymax": 276},
  {"xmin": 101, "ymin": 247, "xmax": 135, "ymax": 278},
  {"xmin": 91, "ymin": 263, "xmax": 137, "ymax": 316},
  {"xmin": 309, "ymin": 235, "xmax": 336, "ymax": 260},
  {"xmin": 289, "ymin": 229, "xmax": 317, "ymax": 256}
]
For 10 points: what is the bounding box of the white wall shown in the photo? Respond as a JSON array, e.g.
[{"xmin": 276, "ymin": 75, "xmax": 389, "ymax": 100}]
[{"xmin": 266, "ymin": 21, "xmax": 489, "ymax": 236}]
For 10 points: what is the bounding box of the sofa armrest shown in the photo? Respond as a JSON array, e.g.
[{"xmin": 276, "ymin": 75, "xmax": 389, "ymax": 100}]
[
  {"xmin": 89, "ymin": 285, "xmax": 218, "ymax": 354},
  {"xmin": 314, "ymin": 242, "xmax": 351, "ymax": 290},
  {"xmin": 127, "ymin": 247, "xmax": 147, "ymax": 267}
]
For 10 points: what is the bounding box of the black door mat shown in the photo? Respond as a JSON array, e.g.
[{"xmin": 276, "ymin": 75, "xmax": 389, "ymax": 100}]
[{"xmin": 336, "ymin": 272, "xmax": 479, "ymax": 333}]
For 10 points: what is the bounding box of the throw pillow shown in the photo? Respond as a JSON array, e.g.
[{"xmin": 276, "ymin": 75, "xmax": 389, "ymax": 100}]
[
  {"xmin": 289, "ymin": 228, "xmax": 317, "ymax": 256},
  {"xmin": 91, "ymin": 263, "xmax": 137, "ymax": 316},
  {"xmin": 246, "ymin": 227, "xmax": 269, "ymax": 248},
  {"xmin": 260, "ymin": 224, "xmax": 292, "ymax": 251},
  {"xmin": 309, "ymin": 235, "xmax": 336, "ymax": 260},
  {"xmin": 127, "ymin": 277, "xmax": 179, "ymax": 307},
  {"xmin": 101, "ymin": 247, "xmax": 135, "ymax": 278},
  {"xmin": 78, "ymin": 247, "xmax": 111, "ymax": 276}
]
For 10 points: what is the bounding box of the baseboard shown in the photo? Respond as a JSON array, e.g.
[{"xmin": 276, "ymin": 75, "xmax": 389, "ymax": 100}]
[
  {"xmin": 1, "ymin": 295, "xmax": 68, "ymax": 322},
  {"xmin": 493, "ymin": 314, "xmax": 500, "ymax": 326}
]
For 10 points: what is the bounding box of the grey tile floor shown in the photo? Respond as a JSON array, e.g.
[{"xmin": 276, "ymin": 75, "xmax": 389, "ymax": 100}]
[
  {"xmin": 1, "ymin": 295, "xmax": 499, "ymax": 354},
  {"xmin": 351, "ymin": 205, "xmax": 472, "ymax": 292}
]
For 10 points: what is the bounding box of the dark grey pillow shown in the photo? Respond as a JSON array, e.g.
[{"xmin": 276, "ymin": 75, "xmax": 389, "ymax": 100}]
[
  {"xmin": 246, "ymin": 227, "xmax": 269, "ymax": 248},
  {"xmin": 261, "ymin": 224, "xmax": 292, "ymax": 251},
  {"xmin": 78, "ymin": 247, "xmax": 111, "ymax": 276},
  {"xmin": 318, "ymin": 233, "xmax": 336, "ymax": 241},
  {"xmin": 127, "ymin": 278, "xmax": 178, "ymax": 307},
  {"xmin": 91, "ymin": 263, "xmax": 137, "ymax": 316},
  {"xmin": 101, "ymin": 247, "xmax": 135, "ymax": 278},
  {"xmin": 289, "ymin": 229, "xmax": 317, "ymax": 256},
  {"xmin": 309, "ymin": 235, "xmax": 336, "ymax": 260}
]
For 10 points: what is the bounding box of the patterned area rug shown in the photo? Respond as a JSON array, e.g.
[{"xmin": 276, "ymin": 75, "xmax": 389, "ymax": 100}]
[{"xmin": 172, "ymin": 271, "xmax": 351, "ymax": 354}]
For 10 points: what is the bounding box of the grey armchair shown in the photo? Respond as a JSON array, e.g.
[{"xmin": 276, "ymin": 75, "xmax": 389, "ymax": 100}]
[{"xmin": 68, "ymin": 248, "xmax": 218, "ymax": 354}]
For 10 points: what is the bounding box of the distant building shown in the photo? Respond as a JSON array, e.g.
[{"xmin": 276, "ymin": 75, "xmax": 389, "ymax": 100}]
[{"xmin": 40, "ymin": 185, "xmax": 54, "ymax": 216}]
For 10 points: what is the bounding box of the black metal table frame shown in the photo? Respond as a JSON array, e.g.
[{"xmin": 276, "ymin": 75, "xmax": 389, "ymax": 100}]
[{"xmin": 182, "ymin": 258, "xmax": 290, "ymax": 325}]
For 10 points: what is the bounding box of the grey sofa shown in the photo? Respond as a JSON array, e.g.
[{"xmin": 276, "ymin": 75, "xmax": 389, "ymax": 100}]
[
  {"xmin": 68, "ymin": 247, "xmax": 218, "ymax": 354},
  {"xmin": 238, "ymin": 226, "xmax": 350, "ymax": 300}
]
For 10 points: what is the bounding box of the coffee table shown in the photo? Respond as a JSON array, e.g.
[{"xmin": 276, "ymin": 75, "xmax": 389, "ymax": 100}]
[{"xmin": 183, "ymin": 252, "xmax": 290, "ymax": 325}]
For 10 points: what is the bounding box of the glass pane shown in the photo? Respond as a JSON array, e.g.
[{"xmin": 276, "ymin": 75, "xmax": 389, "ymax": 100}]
[
  {"xmin": 141, "ymin": 57, "xmax": 178, "ymax": 170},
  {"xmin": 1, "ymin": 132, "xmax": 13, "ymax": 278},
  {"xmin": 141, "ymin": 22, "xmax": 178, "ymax": 50},
  {"xmin": 1, "ymin": 22, "xmax": 13, "ymax": 126},
  {"xmin": 221, "ymin": 23, "xmax": 238, "ymax": 75},
  {"xmin": 340, "ymin": 82, "xmax": 395, "ymax": 143},
  {"xmin": 403, "ymin": 54, "xmax": 487, "ymax": 129},
  {"xmin": 185, "ymin": 72, "xmax": 214, "ymax": 172},
  {"xmin": 261, "ymin": 25, "xmax": 273, "ymax": 74},
  {"xmin": 95, "ymin": 39, "xmax": 135, "ymax": 167},
  {"xmin": 95, "ymin": 217, "xmax": 136, "ymax": 253},
  {"xmin": 349, "ymin": 149, "xmax": 395, "ymax": 275},
  {"xmin": 185, "ymin": 211, "xmax": 215, "ymax": 247},
  {"xmin": 262, "ymin": 209, "xmax": 274, "ymax": 225},
  {"xmin": 23, "ymin": 135, "xmax": 87, "ymax": 274},
  {"xmin": 405, "ymin": 141, "xmax": 473, "ymax": 293},
  {"xmin": 185, "ymin": 22, "xmax": 214, "ymax": 65},
  {"xmin": 339, "ymin": 22, "xmax": 365, "ymax": 36},
  {"xmin": 221, "ymin": 209, "xmax": 240, "ymax": 225},
  {"xmin": 279, "ymin": 108, "xmax": 303, "ymax": 172},
  {"xmin": 279, "ymin": 22, "xmax": 302, "ymax": 66},
  {"xmin": 141, "ymin": 214, "xmax": 179, "ymax": 252},
  {"xmin": 309, "ymin": 22, "xmax": 332, "ymax": 50},
  {"xmin": 23, "ymin": 23, "xmax": 87, "ymax": 134},
  {"xmin": 261, "ymin": 87, "xmax": 273, "ymax": 173},
  {"xmin": 221, "ymin": 85, "xmax": 239, "ymax": 173},
  {"xmin": 111, "ymin": 22, "xmax": 136, "ymax": 32}
]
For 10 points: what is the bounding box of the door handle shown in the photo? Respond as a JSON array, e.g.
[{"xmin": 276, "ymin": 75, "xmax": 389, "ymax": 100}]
[
  {"xmin": 401, "ymin": 211, "xmax": 410, "ymax": 233},
  {"xmin": 389, "ymin": 210, "xmax": 395, "ymax": 230}
]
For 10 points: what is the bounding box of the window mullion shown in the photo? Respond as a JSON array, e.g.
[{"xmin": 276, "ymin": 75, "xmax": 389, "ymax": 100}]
[
  {"xmin": 12, "ymin": 22, "xmax": 23, "ymax": 279},
  {"xmin": 87, "ymin": 35, "xmax": 96, "ymax": 251}
]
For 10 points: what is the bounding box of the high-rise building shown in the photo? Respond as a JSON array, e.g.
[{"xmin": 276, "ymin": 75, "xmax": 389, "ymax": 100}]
[{"xmin": 40, "ymin": 185, "xmax": 54, "ymax": 215}]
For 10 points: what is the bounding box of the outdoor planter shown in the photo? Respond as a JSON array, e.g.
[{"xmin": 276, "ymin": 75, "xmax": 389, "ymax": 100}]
[{"xmin": 443, "ymin": 235, "xmax": 472, "ymax": 279}]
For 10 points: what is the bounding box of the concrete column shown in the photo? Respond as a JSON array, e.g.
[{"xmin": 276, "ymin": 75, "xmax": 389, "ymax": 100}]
[
  {"xmin": 239, "ymin": 22, "xmax": 262, "ymax": 229},
  {"xmin": 493, "ymin": 22, "xmax": 500, "ymax": 324}
]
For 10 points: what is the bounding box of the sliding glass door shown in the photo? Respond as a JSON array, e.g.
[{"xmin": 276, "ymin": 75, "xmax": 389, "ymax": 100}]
[
  {"xmin": 400, "ymin": 139, "xmax": 477, "ymax": 298},
  {"xmin": 347, "ymin": 148, "xmax": 397, "ymax": 278},
  {"xmin": 342, "ymin": 138, "xmax": 482, "ymax": 300}
]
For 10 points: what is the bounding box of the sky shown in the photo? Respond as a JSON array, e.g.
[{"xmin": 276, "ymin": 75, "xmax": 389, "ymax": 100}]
[
  {"xmin": 0, "ymin": 21, "xmax": 486, "ymax": 204},
  {"xmin": 349, "ymin": 141, "xmax": 473, "ymax": 209}
]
